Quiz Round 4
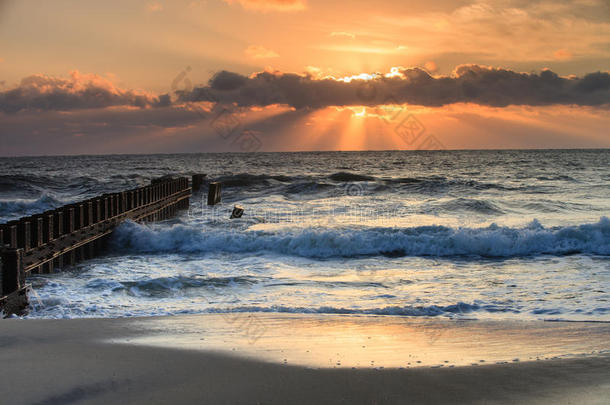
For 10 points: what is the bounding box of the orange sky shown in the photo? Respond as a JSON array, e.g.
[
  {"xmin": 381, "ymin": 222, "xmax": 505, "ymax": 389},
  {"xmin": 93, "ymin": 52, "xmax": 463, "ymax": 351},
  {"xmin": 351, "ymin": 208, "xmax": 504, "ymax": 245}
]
[{"xmin": 0, "ymin": 0, "xmax": 609, "ymax": 155}]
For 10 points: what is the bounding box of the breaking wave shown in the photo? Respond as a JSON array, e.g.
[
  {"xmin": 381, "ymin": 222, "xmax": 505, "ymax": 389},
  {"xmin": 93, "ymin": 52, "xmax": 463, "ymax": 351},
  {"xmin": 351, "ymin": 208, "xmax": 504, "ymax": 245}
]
[
  {"xmin": 111, "ymin": 217, "xmax": 610, "ymax": 259},
  {"xmin": 0, "ymin": 194, "xmax": 65, "ymax": 221}
]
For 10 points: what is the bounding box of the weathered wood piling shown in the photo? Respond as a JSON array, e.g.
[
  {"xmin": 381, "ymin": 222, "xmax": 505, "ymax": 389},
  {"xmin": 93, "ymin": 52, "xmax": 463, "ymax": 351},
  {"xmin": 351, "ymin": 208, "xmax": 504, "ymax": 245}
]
[
  {"xmin": 208, "ymin": 182, "xmax": 222, "ymax": 205},
  {"xmin": 192, "ymin": 174, "xmax": 207, "ymax": 192},
  {"xmin": 0, "ymin": 176, "xmax": 193, "ymax": 317},
  {"xmin": 230, "ymin": 205, "xmax": 244, "ymax": 219}
]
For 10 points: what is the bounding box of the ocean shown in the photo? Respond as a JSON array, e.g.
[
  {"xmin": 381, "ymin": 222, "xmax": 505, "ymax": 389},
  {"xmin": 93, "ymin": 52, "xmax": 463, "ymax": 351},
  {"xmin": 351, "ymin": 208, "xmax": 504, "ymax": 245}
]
[{"xmin": 1, "ymin": 150, "xmax": 608, "ymax": 321}]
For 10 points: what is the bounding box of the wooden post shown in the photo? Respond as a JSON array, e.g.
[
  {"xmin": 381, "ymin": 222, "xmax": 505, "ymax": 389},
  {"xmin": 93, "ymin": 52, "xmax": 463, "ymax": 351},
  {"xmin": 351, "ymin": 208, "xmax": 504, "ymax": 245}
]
[
  {"xmin": 1, "ymin": 224, "xmax": 17, "ymax": 248},
  {"xmin": 0, "ymin": 248, "xmax": 28, "ymax": 316},
  {"xmin": 28, "ymin": 215, "xmax": 43, "ymax": 273},
  {"xmin": 42, "ymin": 212, "xmax": 54, "ymax": 273},
  {"xmin": 111, "ymin": 194, "xmax": 117, "ymax": 216},
  {"xmin": 113, "ymin": 194, "xmax": 120, "ymax": 217},
  {"xmin": 230, "ymin": 205, "xmax": 244, "ymax": 219},
  {"xmin": 83, "ymin": 202, "xmax": 94, "ymax": 260},
  {"xmin": 64, "ymin": 207, "xmax": 75, "ymax": 233},
  {"xmin": 53, "ymin": 210, "xmax": 64, "ymax": 269},
  {"xmin": 1, "ymin": 248, "xmax": 25, "ymax": 295},
  {"xmin": 16, "ymin": 220, "xmax": 31, "ymax": 252},
  {"xmin": 53, "ymin": 210, "xmax": 64, "ymax": 238},
  {"xmin": 103, "ymin": 195, "xmax": 110, "ymax": 218},
  {"xmin": 74, "ymin": 204, "xmax": 84, "ymax": 230},
  {"xmin": 85, "ymin": 201, "xmax": 93, "ymax": 229},
  {"xmin": 93, "ymin": 198, "xmax": 103, "ymax": 255},
  {"xmin": 42, "ymin": 212, "xmax": 53, "ymax": 243},
  {"xmin": 74, "ymin": 204, "xmax": 84, "ymax": 262},
  {"xmin": 30, "ymin": 216, "xmax": 43, "ymax": 248},
  {"xmin": 192, "ymin": 174, "xmax": 207, "ymax": 192},
  {"xmin": 208, "ymin": 182, "xmax": 222, "ymax": 205},
  {"xmin": 92, "ymin": 199, "xmax": 100, "ymax": 223},
  {"xmin": 63, "ymin": 207, "xmax": 75, "ymax": 266},
  {"xmin": 101, "ymin": 197, "xmax": 108, "ymax": 220}
]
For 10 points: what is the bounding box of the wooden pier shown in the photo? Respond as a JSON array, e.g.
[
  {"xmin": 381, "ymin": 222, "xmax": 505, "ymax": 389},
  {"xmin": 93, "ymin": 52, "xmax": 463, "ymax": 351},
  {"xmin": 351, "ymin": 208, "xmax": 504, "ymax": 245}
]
[{"xmin": 0, "ymin": 176, "xmax": 193, "ymax": 317}]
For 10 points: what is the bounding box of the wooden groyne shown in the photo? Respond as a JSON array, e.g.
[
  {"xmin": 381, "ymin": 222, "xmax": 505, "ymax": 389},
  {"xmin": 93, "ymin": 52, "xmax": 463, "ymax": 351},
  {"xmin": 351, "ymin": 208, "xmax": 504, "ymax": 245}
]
[{"xmin": 0, "ymin": 176, "xmax": 193, "ymax": 316}]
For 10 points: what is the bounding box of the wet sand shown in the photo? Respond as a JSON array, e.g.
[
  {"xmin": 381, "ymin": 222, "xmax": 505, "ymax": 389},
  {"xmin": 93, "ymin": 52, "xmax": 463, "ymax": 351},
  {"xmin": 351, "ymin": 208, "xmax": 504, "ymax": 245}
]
[{"xmin": 1, "ymin": 314, "xmax": 609, "ymax": 404}]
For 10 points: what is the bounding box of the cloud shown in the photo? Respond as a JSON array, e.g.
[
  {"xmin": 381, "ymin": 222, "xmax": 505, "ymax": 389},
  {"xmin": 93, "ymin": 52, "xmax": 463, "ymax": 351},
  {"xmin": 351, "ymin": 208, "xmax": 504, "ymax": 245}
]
[
  {"xmin": 330, "ymin": 32, "xmax": 356, "ymax": 39},
  {"xmin": 0, "ymin": 71, "xmax": 170, "ymax": 113},
  {"xmin": 147, "ymin": 2, "xmax": 163, "ymax": 12},
  {"xmin": 223, "ymin": 0, "xmax": 305, "ymax": 12},
  {"xmin": 244, "ymin": 45, "xmax": 280, "ymax": 59},
  {"xmin": 179, "ymin": 65, "xmax": 610, "ymax": 109},
  {"xmin": 4, "ymin": 65, "xmax": 609, "ymax": 115},
  {"xmin": 553, "ymin": 49, "xmax": 573, "ymax": 61},
  {"xmin": 424, "ymin": 61, "xmax": 438, "ymax": 73},
  {"xmin": 377, "ymin": 0, "xmax": 610, "ymax": 63}
]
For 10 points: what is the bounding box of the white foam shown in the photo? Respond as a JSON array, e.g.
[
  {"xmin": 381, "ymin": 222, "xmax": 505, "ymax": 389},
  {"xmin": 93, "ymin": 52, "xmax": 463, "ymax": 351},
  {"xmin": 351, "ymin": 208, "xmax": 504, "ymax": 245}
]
[{"xmin": 111, "ymin": 217, "xmax": 610, "ymax": 259}]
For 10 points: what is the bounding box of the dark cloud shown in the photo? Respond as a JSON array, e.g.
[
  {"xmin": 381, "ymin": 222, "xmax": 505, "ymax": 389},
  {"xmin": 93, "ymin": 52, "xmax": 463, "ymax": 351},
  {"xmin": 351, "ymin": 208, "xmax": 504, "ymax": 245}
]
[
  {"xmin": 3, "ymin": 65, "xmax": 609, "ymax": 115},
  {"xmin": 181, "ymin": 65, "xmax": 610, "ymax": 108},
  {"xmin": 0, "ymin": 71, "xmax": 169, "ymax": 113}
]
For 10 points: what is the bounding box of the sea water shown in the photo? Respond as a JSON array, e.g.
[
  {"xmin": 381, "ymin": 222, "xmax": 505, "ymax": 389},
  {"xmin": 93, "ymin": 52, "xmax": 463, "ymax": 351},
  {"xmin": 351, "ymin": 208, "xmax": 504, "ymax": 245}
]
[{"xmin": 0, "ymin": 150, "xmax": 608, "ymax": 321}]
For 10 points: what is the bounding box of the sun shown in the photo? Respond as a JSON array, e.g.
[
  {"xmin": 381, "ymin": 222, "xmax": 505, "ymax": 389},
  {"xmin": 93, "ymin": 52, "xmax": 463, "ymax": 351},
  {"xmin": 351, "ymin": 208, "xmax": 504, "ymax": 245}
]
[
  {"xmin": 354, "ymin": 107, "xmax": 367, "ymax": 117},
  {"xmin": 337, "ymin": 73, "xmax": 376, "ymax": 83}
]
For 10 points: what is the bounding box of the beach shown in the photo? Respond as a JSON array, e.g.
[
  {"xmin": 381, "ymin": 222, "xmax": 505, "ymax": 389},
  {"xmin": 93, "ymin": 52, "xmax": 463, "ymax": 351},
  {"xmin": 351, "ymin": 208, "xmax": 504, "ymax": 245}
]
[{"xmin": 2, "ymin": 313, "xmax": 609, "ymax": 404}]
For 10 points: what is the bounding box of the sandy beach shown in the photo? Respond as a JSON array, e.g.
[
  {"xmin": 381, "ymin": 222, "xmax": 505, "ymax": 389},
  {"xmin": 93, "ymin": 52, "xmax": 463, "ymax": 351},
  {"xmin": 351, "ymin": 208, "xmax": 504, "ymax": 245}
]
[{"xmin": 1, "ymin": 314, "xmax": 609, "ymax": 404}]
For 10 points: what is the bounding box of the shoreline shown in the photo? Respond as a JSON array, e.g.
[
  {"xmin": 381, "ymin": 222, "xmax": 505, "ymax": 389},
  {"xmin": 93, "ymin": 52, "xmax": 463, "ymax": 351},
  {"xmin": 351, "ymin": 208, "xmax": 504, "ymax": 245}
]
[{"xmin": 2, "ymin": 313, "xmax": 610, "ymax": 404}]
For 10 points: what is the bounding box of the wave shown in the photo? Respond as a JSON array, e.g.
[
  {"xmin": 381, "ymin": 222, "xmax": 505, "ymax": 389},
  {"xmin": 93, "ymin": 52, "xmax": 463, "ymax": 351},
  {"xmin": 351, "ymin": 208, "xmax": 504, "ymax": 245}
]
[
  {"xmin": 27, "ymin": 298, "xmax": 609, "ymax": 320},
  {"xmin": 207, "ymin": 302, "xmax": 520, "ymax": 317},
  {"xmin": 328, "ymin": 172, "xmax": 375, "ymax": 182},
  {"xmin": 194, "ymin": 172, "xmax": 522, "ymax": 195},
  {"xmin": 0, "ymin": 174, "xmax": 58, "ymax": 193},
  {"xmin": 111, "ymin": 217, "xmax": 610, "ymax": 259},
  {"xmin": 216, "ymin": 173, "xmax": 293, "ymax": 187},
  {"xmin": 26, "ymin": 300, "xmax": 514, "ymax": 319},
  {"xmin": 435, "ymin": 198, "xmax": 504, "ymax": 215},
  {"xmin": 282, "ymin": 181, "xmax": 335, "ymax": 195},
  {"xmin": 85, "ymin": 275, "xmax": 258, "ymax": 297},
  {"xmin": 0, "ymin": 194, "xmax": 65, "ymax": 222}
]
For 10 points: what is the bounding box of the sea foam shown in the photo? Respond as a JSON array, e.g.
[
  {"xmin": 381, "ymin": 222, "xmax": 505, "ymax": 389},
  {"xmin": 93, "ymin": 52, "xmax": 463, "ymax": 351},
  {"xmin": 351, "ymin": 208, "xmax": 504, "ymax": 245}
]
[{"xmin": 111, "ymin": 217, "xmax": 610, "ymax": 259}]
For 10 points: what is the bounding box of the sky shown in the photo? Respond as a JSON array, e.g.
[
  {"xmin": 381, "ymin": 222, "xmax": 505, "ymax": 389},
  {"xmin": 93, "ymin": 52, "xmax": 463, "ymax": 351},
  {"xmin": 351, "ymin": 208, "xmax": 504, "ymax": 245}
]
[{"xmin": 0, "ymin": 0, "xmax": 609, "ymax": 155}]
